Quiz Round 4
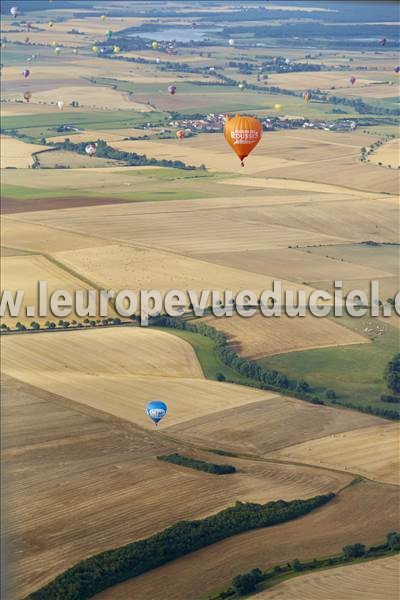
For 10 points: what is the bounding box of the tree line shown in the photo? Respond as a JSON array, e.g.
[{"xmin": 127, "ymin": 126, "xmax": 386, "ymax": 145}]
[
  {"xmin": 50, "ymin": 139, "xmax": 199, "ymax": 170},
  {"xmin": 149, "ymin": 316, "xmax": 399, "ymax": 421},
  {"xmin": 158, "ymin": 453, "xmax": 236, "ymax": 475},
  {"xmin": 209, "ymin": 531, "xmax": 400, "ymax": 598},
  {"xmin": 26, "ymin": 493, "xmax": 334, "ymax": 599}
]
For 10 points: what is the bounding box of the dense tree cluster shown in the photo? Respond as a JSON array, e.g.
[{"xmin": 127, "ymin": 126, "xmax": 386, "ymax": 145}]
[
  {"xmin": 27, "ymin": 494, "xmax": 334, "ymax": 599},
  {"xmin": 158, "ymin": 453, "xmax": 236, "ymax": 474},
  {"xmin": 385, "ymin": 354, "xmax": 400, "ymax": 393}
]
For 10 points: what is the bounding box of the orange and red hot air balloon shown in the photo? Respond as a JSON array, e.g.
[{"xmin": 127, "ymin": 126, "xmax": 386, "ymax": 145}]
[
  {"xmin": 224, "ymin": 114, "xmax": 262, "ymax": 167},
  {"xmin": 176, "ymin": 130, "xmax": 185, "ymax": 140}
]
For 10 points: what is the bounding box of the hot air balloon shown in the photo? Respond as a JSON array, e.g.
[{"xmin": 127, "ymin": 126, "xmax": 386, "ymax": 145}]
[
  {"xmin": 23, "ymin": 91, "xmax": 32, "ymax": 102},
  {"xmin": 349, "ymin": 76, "xmax": 356, "ymax": 85},
  {"xmin": 72, "ymin": 48, "xmax": 78, "ymax": 54},
  {"xmin": 146, "ymin": 400, "xmax": 167, "ymax": 426},
  {"xmin": 100, "ymin": 15, "xmax": 107, "ymax": 21},
  {"xmin": 228, "ymin": 38, "xmax": 235, "ymax": 46},
  {"xmin": 303, "ymin": 90, "xmax": 311, "ymax": 103},
  {"xmin": 380, "ymin": 38, "xmax": 387, "ymax": 46},
  {"xmin": 274, "ymin": 103, "xmax": 282, "ymax": 112},
  {"xmin": 151, "ymin": 41, "xmax": 158, "ymax": 49},
  {"xmin": 224, "ymin": 114, "xmax": 263, "ymax": 167},
  {"xmin": 113, "ymin": 45, "xmax": 121, "ymax": 54},
  {"xmin": 285, "ymin": 58, "xmax": 291, "ymax": 64},
  {"xmin": 238, "ymin": 82, "xmax": 245, "ymax": 91},
  {"xmin": 168, "ymin": 84, "xmax": 177, "ymax": 95},
  {"xmin": 100, "ymin": 47, "xmax": 107, "ymax": 54},
  {"xmin": 51, "ymin": 40, "xmax": 57, "ymax": 47},
  {"xmin": 156, "ymin": 57, "xmax": 160, "ymax": 64},
  {"xmin": 85, "ymin": 143, "xmax": 96, "ymax": 157},
  {"xmin": 57, "ymin": 100, "xmax": 64, "ymax": 110},
  {"xmin": 10, "ymin": 6, "xmax": 19, "ymax": 18},
  {"xmin": 176, "ymin": 130, "xmax": 185, "ymax": 140},
  {"xmin": 92, "ymin": 45, "xmax": 99, "ymax": 53},
  {"xmin": 22, "ymin": 69, "xmax": 30, "ymax": 78},
  {"xmin": 106, "ymin": 29, "xmax": 113, "ymax": 39},
  {"xmin": 54, "ymin": 46, "xmax": 61, "ymax": 54},
  {"xmin": 209, "ymin": 66, "xmax": 215, "ymax": 72},
  {"xmin": 48, "ymin": 21, "xmax": 53, "ymax": 27},
  {"xmin": 395, "ymin": 66, "xmax": 400, "ymax": 73}
]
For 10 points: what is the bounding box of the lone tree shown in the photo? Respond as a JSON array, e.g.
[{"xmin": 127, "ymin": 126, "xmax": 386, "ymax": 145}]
[
  {"xmin": 232, "ymin": 568, "xmax": 263, "ymax": 595},
  {"xmin": 385, "ymin": 354, "xmax": 400, "ymax": 393}
]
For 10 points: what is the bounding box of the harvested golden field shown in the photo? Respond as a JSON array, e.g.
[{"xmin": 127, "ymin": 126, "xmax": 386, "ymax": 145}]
[
  {"xmin": 270, "ymin": 423, "xmax": 400, "ymax": 485},
  {"xmin": 194, "ymin": 247, "xmax": 391, "ymax": 284},
  {"xmin": 268, "ymin": 70, "xmax": 396, "ymax": 97},
  {"xmin": 369, "ymin": 138, "xmax": 400, "ymax": 168},
  {"xmin": 0, "ymin": 254, "xmax": 100, "ymax": 325},
  {"xmin": 95, "ymin": 480, "xmax": 400, "ymax": 600},
  {"xmin": 169, "ymin": 396, "xmax": 381, "ymax": 456},
  {"xmin": 254, "ymin": 555, "xmax": 400, "ymax": 600},
  {"xmin": 16, "ymin": 193, "xmax": 397, "ymax": 254},
  {"xmin": 1, "ymin": 327, "xmax": 279, "ymax": 429},
  {"xmin": 0, "ymin": 135, "xmax": 47, "ymax": 168},
  {"xmin": 3, "ymin": 375, "xmax": 352, "ymax": 599},
  {"xmin": 53, "ymin": 243, "xmax": 317, "ymax": 305},
  {"xmin": 1, "ymin": 217, "xmax": 109, "ymax": 253},
  {"xmin": 200, "ymin": 313, "xmax": 367, "ymax": 359}
]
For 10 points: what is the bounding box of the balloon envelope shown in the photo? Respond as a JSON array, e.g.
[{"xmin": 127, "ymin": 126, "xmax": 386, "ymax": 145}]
[
  {"xmin": 22, "ymin": 69, "xmax": 30, "ymax": 78},
  {"xmin": 10, "ymin": 7, "xmax": 18, "ymax": 18},
  {"xmin": 176, "ymin": 130, "xmax": 185, "ymax": 139},
  {"xmin": 146, "ymin": 401, "xmax": 167, "ymax": 425},
  {"xmin": 57, "ymin": 100, "xmax": 64, "ymax": 110},
  {"xmin": 274, "ymin": 103, "xmax": 282, "ymax": 112},
  {"xmin": 228, "ymin": 38, "xmax": 235, "ymax": 46},
  {"xmin": 350, "ymin": 76, "xmax": 356, "ymax": 85},
  {"xmin": 224, "ymin": 114, "xmax": 262, "ymax": 166},
  {"xmin": 23, "ymin": 91, "xmax": 31, "ymax": 102},
  {"xmin": 85, "ymin": 143, "xmax": 96, "ymax": 156},
  {"xmin": 168, "ymin": 84, "xmax": 177, "ymax": 95},
  {"xmin": 151, "ymin": 41, "xmax": 158, "ymax": 49}
]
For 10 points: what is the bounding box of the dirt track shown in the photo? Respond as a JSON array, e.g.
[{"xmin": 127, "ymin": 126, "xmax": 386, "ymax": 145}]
[{"xmin": 1, "ymin": 196, "xmax": 132, "ymax": 214}]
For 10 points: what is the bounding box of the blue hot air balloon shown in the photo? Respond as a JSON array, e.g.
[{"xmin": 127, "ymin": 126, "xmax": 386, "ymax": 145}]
[{"xmin": 146, "ymin": 400, "xmax": 167, "ymax": 426}]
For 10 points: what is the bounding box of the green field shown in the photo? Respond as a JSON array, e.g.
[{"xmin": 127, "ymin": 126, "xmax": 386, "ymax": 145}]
[
  {"xmin": 1, "ymin": 110, "xmax": 168, "ymax": 140},
  {"xmin": 258, "ymin": 314, "xmax": 399, "ymax": 410}
]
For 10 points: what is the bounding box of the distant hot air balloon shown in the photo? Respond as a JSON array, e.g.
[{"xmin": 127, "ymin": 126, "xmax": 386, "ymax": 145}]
[
  {"xmin": 51, "ymin": 40, "xmax": 57, "ymax": 47},
  {"xmin": 238, "ymin": 82, "xmax": 245, "ymax": 91},
  {"xmin": 349, "ymin": 76, "xmax": 356, "ymax": 85},
  {"xmin": 92, "ymin": 45, "xmax": 99, "ymax": 53},
  {"xmin": 23, "ymin": 91, "xmax": 32, "ymax": 102},
  {"xmin": 303, "ymin": 90, "xmax": 311, "ymax": 103},
  {"xmin": 22, "ymin": 69, "xmax": 30, "ymax": 78},
  {"xmin": 72, "ymin": 48, "xmax": 78, "ymax": 54},
  {"xmin": 380, "ymin": 38, "xmax": 387, "ymax": 46},
  {"xmin": 146, "ymin": 400, "xmax": 167, "ymax": 426},
  {"xmin": 100, "ymin": 47, "xmax": 107, "ymax": 54},
  {"xmin": 168, "ymin": 84, "xmax": 177, "ymax": 95},
  {"xmin": 57, "ymin": 100, "xmax": 64, "ymax": 110},
  {"xmin": 48, "ymin": 21, "xmax": 53, "ymax": 27},
  {"xmin": 106, "ymin": 29, "xmax": 113, "ymax": 39},
  {"xmin": 176, "ymin": 130, "xmax": 185, "ymax": 139},
  {"xmin": 167, "ymin": 45, "xmax": 174, "ymax": 55},
  {"xmin": 395, "ymin": 66, "xmax": 400, "ymax": 73},
  {"xmin": 285, "ymin": 58, "xmax": 290, "ymax": 64},
  {"xmin": 156, "ymin": 57, "xmax": 160, "ymax": 64},
  {"xmin": 113, "ymin": 45, "xmax": 121, "ymax": 53},
  {"xmin": 85, "ymin": 143, "xmax": 96, "ymax": 157},
  {"xmin": 10, "ymin": 6, "xmax": 19, "ymax": 18},
  {"xmin": 54, "ymin": 46, "xmax": 61, "ymax": 54},
  {"xmin": 274, "ymin": 103, "xmax": 282, "ymax": 112},
  {"xmin": 228, "ymin": 38, "xmax": 235, "ymax": 46},
  {"xmin": 100, "ymin": 15, "xmax": 107, "ymax": 21},
  {"xmin": 151, "ymin": 41, "xmax": 158, "ymax": 49},
  {"xmin": 224, "ymin": 114, "xmax": 263, "ymax": 167},
  {"xmin": 209, "ymin": 66, "xmax": 215, "ymax": 72}
]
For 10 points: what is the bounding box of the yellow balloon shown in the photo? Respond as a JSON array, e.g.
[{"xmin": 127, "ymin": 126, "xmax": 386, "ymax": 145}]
[
  {"xmin": 100, "ymin": 15, "xmax": 106, "ymax": 21},
  {"xmin": 274, "ymin": 103, "xmax": 282, "ymax": 112},
  {"xmin": 51, "ymin": 40, "xmax": 57, "ymax": 47},
  {"xmin": 92, "ymin": 46, "xmax": 99, "ymax": 53},
  {"xmin": 151, "ymin": 41, "xmax": 158, "ymax": 49},
  {"xmin": 113, "ymin": 45, "xmax": 121, "ymax": 53}
]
